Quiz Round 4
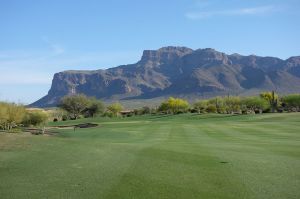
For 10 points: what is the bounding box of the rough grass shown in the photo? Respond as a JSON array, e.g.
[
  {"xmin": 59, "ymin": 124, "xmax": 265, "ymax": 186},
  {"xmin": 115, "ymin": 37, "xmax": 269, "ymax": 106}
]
[{"xmin": 0, "ymin": 113, "xmax": 299, "ymax": 199}]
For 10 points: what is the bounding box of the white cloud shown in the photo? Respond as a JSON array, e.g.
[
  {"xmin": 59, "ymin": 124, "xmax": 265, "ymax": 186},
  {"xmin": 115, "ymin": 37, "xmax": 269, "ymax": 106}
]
[{"xmin": 185, "ymin": 5, "xmax": 278, "ymax": 20}]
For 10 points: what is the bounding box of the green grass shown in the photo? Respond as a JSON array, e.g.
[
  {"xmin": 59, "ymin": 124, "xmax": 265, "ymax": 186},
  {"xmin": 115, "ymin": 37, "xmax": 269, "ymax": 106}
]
[{"xmin": 0, "ymin": 113, "xmax": 300, "ymax": 199}]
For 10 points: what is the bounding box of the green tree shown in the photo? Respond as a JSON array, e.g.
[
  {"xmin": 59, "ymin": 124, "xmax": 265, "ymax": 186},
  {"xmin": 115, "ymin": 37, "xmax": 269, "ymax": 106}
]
[
  {"xmin": 224, "ymin": 96, "xmax": 241, "ymax": 114},
  {"xmin": 241, "ymin": 97, "xmax": 269, "ymax": 113},
  {"xmin": 159, "ymin": 97, "xmax": 189, "ymax": 114},
  {"xmin": 282, "ymin": 94, "xmax": 300, "ymax": 112},
  {"xmin": 158, "ymin": 101, "xmax": 170, "ymax": 113},
  {"xmin": 206, "ymin": 104, "xmax": 217, "ymax": 113},
  {"xmin": 193, "ymin": 100, "xmax": 208, "ymax": 113},
  {"xmin": 260, "ymin": 91, "xmax": 278, "ymax": 113},
  {"xmin": 106, "ymin": 103, "xmax": 123, "ymax": 117},
  {"xmin": 208, "ymin": 97, "xmax": 226, "ymax": 113},
  {"xmin": 168, "ymin": 97, "xmax": 189, "ymax": 114},
  {"xmin": 141, "ymin": 106, "xmax": 151, "ymax": 114},
  {"xmin": 59, "ymin": 94, "xmax": 90, "ymax": 119},
  {"xmin": 85, "ymin": 98, "xmax": 105, "ymax": 117}
]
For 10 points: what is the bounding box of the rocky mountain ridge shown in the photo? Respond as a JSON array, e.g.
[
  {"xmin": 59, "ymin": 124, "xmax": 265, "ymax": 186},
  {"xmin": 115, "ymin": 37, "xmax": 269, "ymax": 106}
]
[{"xmin": 31, "ymin": 46, "xmax": 300, "ymax": 107}]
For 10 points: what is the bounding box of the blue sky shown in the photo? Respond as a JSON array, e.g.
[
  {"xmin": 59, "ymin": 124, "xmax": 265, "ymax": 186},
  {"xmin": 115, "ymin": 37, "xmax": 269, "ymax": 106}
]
[{"xmin": 0, "ymin": 0, "xmax": 299, "ymax": 104}]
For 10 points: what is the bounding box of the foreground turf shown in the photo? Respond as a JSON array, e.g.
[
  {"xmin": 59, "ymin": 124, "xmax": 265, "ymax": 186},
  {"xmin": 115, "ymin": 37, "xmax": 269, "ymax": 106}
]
[{"xmin": 0, "ymin": 113, "xmax": 299, "ymax": 199}]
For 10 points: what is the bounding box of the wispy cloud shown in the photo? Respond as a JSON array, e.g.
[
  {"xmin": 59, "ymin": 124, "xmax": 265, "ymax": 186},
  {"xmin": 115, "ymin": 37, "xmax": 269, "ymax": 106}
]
[
  {"xmin": 42, "ymin": 36, "xmax": 65, "ymax": 55},
  {"xmin": 50, "ymin": 44, "xmax": 65, "ymax": 54},
  {"xmin": 185, "ymin": 5, "xmax": 279, "ymax": 20}
]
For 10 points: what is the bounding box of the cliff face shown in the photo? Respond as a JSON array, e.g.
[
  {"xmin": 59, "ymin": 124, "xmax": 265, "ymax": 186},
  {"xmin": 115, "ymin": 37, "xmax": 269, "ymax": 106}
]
[{"xmin": 31, "ymin": 47, "xmax": 300, "ymax": 107}]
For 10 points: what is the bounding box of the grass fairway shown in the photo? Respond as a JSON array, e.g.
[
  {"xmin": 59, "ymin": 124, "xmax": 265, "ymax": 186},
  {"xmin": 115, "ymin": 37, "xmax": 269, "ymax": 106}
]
[{"xmin": 0, "ymin": 113, "xmax": 300, "ymax": 199}]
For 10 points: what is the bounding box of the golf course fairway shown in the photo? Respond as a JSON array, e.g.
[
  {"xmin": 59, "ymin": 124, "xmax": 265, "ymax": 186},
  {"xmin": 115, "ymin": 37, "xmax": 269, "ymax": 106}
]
[{"xmin": 0, "ymin": 113, "xmax": 299, "ymax": 199}]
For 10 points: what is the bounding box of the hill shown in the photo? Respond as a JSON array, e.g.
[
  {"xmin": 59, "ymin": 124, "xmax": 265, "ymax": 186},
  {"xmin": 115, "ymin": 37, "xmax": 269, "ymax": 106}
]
[{"xmin": 31, "ymin": 47, "xmax": 300, "ymax": 107}]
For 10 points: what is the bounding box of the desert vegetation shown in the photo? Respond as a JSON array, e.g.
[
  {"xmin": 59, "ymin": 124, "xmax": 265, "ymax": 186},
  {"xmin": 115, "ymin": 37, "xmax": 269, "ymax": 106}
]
[
  {"xmin": 0, "ymin": 102, "xmax": 26, "ymax": 131},
  {"xmin": 0, "ymin": 92, "xmax": 299, "ymax": 133},
  {"xmin": 56, "ymin": 92, "xmax": 300, "ymax": 121},
  {"xmin": 59, "ymin": 94, "xmax": 105, "ymax": 119},
  {"xmin": 0, "ymin": 102, "xmax": 48, "ymax": 133}
]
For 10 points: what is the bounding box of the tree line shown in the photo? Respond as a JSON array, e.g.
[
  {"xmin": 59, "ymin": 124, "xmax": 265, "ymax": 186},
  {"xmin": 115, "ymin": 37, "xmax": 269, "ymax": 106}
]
[
  {"xmin": 56, "ymin": 92, "xmax": 300, "ymax": 120},
  {"xmin": 180, "ymin": 92, "xmax": 300, "ymax": 114},
  {"xmin": 0, "ymin": 92, "xmax": 299, "ymax": 131}
]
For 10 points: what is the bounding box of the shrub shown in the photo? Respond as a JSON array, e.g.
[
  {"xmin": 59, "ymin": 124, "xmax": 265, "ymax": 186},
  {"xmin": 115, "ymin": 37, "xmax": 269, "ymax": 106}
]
[
  {"xmin": 62, "ymin": 115, "xmax": 68, "ymax": 121},
  {"xmin": 141, "ymin": 106, "xmax": 151, "ymax": 114},
  {"xmin": 281, "ymin": 94, "xmax": 300, "ymax": 112},
  {"xmin": 224, "ymin": 96, "xmax": 241, "ymax": 114},
  {"xmin": 103, "ymin": 111, "xmax": 114, "ymax": 118},
  {"xmin": 106, "ymin": 103, "xmax": 123, "ymax": 117},
  {"xmin": 194, "ymin": 100, "xmax": 208, "ymax": 113},
  {"xmin": 241, "ymin": 96, "xmax": 269, "ymax": 114},
  {"xmin": 23, "ymin": 111, "xmax": 48, "ymax": 127},
  {"xmin": 206, "ymin": 105, "xmax": 217, "ymax": 113},
  {"xmin": 260, "ymin": 91, "xmax": 279, "ymax": 112},
  {"xmin": 159, "ymin": 97, "xmax": 189, "ymax": 114},
  {"xmin": 0, "ymin": 102, "xmax": 26, "ymax": 130},
  {"xmin": 84, "ymin": 98, "xmax": 105, "ymax": 117}
]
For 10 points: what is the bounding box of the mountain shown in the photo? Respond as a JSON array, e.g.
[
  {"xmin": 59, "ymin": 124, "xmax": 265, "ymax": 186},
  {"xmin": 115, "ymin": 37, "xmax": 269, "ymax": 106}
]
[{"xmin": 31, "ymin": 46, "xmax": 300, "ymax": 107}]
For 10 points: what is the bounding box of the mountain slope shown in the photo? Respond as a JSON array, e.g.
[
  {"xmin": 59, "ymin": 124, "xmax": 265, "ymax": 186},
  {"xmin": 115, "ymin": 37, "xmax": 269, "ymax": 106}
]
[{"xmin": 31, "ymin": 47, "xmax": 300, "ymax": 107}]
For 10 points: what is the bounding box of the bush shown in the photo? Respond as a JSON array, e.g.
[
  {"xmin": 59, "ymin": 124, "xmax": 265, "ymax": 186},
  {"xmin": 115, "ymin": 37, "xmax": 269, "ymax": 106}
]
[
  {"xmin": 0, "ymin": 102, "xmax": 26, "ymax": 130},
  {"xmin": 241, "ymin": 96, "xmax": 269, "ymax": 114},
  {"xmin": 206, "ymin": 105, "xmax": 217, "ymax": 113},
  {"xmin": 217, "ymin": 106, "xmax": 226, "ymax": 114},
  {"xmin": 23, "ymin": 111, "xmax": 48, "ymax": 127},
  {"xmin": 84, "ymin": 98, "xmax": 105, "ymax": 117},
  {"xmin": 224, "ymin": 96, "xmax": 241, "ymax": 114},
  {"xmin": 281, "ymin": 94, "xmax": 300, "ymax": 112},
  {"xmin": 159, "ymin": 97, "xmax": 189, "ymax": 114},
  {"xmin": 141, "ymin": 106, "xmax": 151, "ymax": 114},
  {"xmin": 194, "ymin": 100, "xmax": 208, "ymax": 113},
  {"xmin": 62, "ymin": 115, "xmax": 68, "ymax": 121},
  {"xmin": 260, "ymin": 91, "xmax": 279, "ymax": 112},
  {"xmin": 103, "ymin": 111, "xmax": 114, "ymax": 118},
  {"xmin": 106, "ymin": 103, "xmax": 123, "ymax": 117}
]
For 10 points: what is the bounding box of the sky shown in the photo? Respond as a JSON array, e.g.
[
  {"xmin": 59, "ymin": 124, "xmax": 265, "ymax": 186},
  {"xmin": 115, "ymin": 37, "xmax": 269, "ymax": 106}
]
[{"xmin": 0, "ymin": 0, "xmax": 299, "ymax": 104}]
